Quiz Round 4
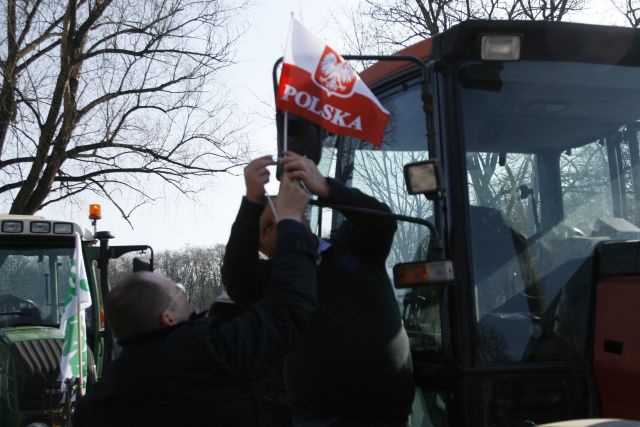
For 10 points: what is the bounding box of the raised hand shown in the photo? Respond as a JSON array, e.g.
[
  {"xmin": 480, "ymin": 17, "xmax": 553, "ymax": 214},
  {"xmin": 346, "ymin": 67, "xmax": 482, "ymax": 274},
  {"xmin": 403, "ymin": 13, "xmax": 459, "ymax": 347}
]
[
  {"xmin": 244, "ymin": 155, "xmax": 277, "ymax": 203},
  {"xmin": 282, "ymin": 151, "xmax": 330, "ymax": 198},
  {"xmin": 275, "ymin": 171, "xmax": 310, "ymax": 223}
]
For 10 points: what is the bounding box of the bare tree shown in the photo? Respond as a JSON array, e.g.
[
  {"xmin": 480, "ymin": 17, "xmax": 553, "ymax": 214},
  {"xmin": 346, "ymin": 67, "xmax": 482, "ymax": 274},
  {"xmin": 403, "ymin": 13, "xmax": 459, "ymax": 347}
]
[
  {"xmin": 0, "ymin": 0, "xmax": 246, "ymax": 221},
  {"xmin": 611, "ymin": 0, "xmax": 640, "ymax": 27},
  {"xmin": 108, "ymin": 244, "xmax": 226, "ymax": 312},
  {"xmin": 361, "ymin": 0, "xmax": 588, "ymax": 48},
  {"xmin": 329, "ymin": 1, "xmax": 396, "ymax": 70},
  {"xmin": 156, "ymin": 244, "xmax": 225, "ymax": 312},
  {"xmin": 514, "ymin": 0, "xmax": 587, "ymax": 20}
]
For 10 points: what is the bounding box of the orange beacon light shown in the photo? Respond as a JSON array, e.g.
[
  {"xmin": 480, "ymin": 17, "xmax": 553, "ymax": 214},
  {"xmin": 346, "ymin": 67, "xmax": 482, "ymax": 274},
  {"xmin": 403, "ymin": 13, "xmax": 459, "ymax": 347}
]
[{"xmin": 89, "ymin": 204, "xmax": 102, "ymax": 220}]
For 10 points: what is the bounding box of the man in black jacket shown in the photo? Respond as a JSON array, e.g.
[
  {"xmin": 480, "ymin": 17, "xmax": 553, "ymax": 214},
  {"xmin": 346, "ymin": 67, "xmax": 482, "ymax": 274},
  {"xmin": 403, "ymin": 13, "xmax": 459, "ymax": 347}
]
[
  {"xmin": 223, "ymin": 151, "xmax": 415, "ymax": 426},
  {"xmin": 73, "ymin": 171, "xmax": 317, "ymax": 427}
]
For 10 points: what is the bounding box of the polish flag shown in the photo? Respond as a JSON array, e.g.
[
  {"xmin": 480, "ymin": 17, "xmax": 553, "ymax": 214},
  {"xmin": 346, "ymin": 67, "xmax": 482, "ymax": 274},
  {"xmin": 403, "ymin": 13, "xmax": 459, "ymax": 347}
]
[{"xmin": 276, "ymin": 18, "xmax": 390, "ymax": 148}]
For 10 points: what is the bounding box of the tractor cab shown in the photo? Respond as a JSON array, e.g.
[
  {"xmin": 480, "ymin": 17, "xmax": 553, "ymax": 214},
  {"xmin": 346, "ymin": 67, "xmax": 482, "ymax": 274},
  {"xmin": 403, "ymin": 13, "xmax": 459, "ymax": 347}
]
[{"xmin": 281, "ymin": 20, "xmax": 640, "ymax": 426}]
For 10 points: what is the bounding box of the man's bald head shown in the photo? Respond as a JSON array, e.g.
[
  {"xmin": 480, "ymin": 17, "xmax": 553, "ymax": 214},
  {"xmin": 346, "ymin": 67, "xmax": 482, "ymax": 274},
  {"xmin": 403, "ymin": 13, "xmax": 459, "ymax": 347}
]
[{"xmin": 105, "ymin": 272, "xmax": 191, "ymax": 341}]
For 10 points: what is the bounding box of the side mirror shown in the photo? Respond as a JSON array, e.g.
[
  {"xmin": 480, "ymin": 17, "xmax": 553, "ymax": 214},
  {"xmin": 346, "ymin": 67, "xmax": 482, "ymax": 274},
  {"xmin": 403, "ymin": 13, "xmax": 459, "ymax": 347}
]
[
  {"xmin": 393, "ymin": 260, "xmax": 454, "ymax": 289},
  {"xmin": 132, "ymin": 257, "xmax": 153, "ymax": 272},
  {"xmin": 403, "ymin": 160, "xmax": 441, "ymax": 199},
  {"xmin": 276, "ymin": 110, "xmax": 324, "ymax": 179}
]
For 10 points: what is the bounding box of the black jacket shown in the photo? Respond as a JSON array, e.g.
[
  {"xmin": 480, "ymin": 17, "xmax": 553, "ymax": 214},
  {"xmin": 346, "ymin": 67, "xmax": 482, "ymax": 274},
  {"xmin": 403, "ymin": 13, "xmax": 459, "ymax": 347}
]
[
  {"xmin": 222, "ymin": 178, "xmax": 415, "ymax": 421},
  {"xmin": 74, "ymin": 220, "xmax": 317, "ymax": 427}
]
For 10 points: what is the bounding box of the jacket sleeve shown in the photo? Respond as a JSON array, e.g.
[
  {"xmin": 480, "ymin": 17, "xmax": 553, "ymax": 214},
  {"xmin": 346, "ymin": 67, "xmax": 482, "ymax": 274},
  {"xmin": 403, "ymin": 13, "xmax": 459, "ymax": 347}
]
[
  {"xmin": 209, "ymin": 219, "xmax": 317, "ymax": 380},
  {"xmin": 221, "ymin": 197, "xmax": 271, "ymax": 307},
  {"xmin": 322, "ymin": 177, "xmax": 397, "ymax": 265}
]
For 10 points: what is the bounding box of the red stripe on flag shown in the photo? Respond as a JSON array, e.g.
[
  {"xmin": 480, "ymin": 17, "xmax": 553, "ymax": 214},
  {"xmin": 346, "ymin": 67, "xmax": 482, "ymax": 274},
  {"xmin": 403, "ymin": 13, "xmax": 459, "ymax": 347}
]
[{"xmin": 276, "ymin": 63, "xmax": 388, "ymax": 147}]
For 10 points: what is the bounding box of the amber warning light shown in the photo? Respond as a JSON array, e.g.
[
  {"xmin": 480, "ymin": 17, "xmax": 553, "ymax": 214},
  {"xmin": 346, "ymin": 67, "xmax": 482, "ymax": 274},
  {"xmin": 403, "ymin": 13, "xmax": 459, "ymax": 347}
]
[
  {"xmin": 393, "ymin": 260, "xmax": 454, "ymax": 288},
  {"xmin": 89, "ymin": 204, "xmax": 102, "ymax": 220}
]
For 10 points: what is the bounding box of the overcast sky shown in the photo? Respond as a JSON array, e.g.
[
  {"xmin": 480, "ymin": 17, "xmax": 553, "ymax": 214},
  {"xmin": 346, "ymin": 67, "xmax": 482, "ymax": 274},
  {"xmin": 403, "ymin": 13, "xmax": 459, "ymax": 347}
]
[{"xmin": 38, "ymin": 0, "xmax": 623, "ymax": 250}]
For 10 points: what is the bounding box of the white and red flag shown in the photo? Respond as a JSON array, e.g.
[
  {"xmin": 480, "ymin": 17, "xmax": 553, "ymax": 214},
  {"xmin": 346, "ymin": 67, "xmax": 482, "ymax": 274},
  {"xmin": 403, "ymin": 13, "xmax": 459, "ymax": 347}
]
[{"xmin": 276, "ymin": 18, "xmax": 390, "ymax": 147}]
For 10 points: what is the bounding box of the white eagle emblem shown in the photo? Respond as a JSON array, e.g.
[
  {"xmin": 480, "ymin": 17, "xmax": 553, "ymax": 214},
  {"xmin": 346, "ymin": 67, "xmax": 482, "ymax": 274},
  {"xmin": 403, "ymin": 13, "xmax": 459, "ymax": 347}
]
[{"xmin": 313, "ymin": 47, "xmax": 357, "ymax": 97}]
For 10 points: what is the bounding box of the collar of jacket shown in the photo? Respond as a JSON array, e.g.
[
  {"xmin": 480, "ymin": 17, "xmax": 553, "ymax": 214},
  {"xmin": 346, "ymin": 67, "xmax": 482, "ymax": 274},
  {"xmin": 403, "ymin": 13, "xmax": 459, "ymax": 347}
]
[{"xmin": 116, "ymin": 312, "xmax": 206, "ymax": 348}]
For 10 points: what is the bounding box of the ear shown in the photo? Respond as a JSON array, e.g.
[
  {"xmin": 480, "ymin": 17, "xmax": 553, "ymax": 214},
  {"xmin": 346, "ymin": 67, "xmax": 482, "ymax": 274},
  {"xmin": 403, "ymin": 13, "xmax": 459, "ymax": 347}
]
[{"xmin": 159, "ymin": 310, "xmax": 175, "ymax": 327}]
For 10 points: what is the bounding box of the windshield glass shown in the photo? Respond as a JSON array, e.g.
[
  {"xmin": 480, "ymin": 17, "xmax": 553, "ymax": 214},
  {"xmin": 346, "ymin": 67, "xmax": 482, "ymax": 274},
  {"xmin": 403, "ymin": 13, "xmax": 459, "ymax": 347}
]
[
  {"xmin": 458, "ymin": 60, "xmax": 640, "ymax": 363},
  {"xmin": 0, "ymin": 244, "xmax": 77, "ymax": 328}
]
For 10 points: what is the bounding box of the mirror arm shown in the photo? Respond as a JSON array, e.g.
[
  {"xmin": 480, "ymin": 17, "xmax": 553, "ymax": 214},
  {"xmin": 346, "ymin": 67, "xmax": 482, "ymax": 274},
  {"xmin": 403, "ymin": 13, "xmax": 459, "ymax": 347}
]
[
  {"xmin": 308, "ymin": 199, "xmax": 445, "ymax": 259},
  {"xmin": 108, "ymin": 245, "xmax": 154, "ymax": 270}
]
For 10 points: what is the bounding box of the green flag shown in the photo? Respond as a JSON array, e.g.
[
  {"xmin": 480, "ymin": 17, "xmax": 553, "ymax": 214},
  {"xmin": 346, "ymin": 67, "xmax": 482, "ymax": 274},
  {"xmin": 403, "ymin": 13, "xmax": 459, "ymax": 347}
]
[{"xmin": 59, "ymin": 232, "xmax": 92, "ymax": 396}]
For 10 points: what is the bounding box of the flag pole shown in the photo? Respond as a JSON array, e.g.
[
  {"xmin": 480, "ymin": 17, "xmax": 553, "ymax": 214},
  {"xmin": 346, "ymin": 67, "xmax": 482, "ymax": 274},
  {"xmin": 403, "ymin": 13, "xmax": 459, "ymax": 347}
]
[
  {"xmin": 266, "ymin": 192, "xmax": 279, "ymax": 222},
  {"xmin": 283, "ymin": 110, "xmax": 288, "ymax": 153}
]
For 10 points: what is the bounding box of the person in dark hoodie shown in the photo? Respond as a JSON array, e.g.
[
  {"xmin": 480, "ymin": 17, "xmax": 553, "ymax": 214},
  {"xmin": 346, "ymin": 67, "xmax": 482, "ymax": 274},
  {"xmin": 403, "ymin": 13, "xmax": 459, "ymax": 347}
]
[
  {"xmin": 223, "ymin": 151, "xmax": 415, "ymax": 427},
  {"xmin": 73, "ymin": 170, "xmax": 317, "ymax": 427}
]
